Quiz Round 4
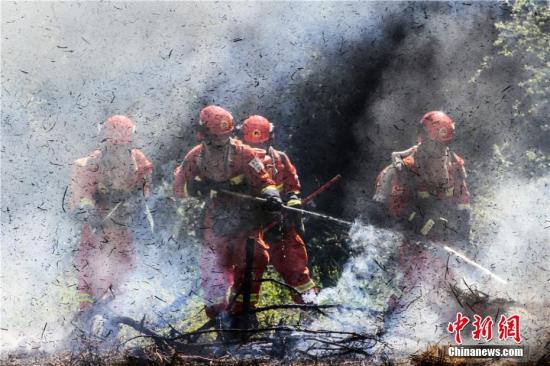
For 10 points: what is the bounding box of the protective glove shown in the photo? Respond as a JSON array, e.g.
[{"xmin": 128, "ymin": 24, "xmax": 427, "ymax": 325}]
[
  {"xmin": 261, "ymin": 187, "xmax": 283, "ymax": 212},
  {"xmin": 186, "ymin": 177, "xmax": 212, "ymax": 198},
  {"xmin": 284, "ymin": 193, "xmax": 305, "ymax": 235},
  {"xmin": 264, "ymin": 195, "xmax": 283, "ymax": 212}
]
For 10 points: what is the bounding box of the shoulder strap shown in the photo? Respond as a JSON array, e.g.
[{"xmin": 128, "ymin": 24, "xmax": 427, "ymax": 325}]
[
  {"xmin": 195, "ymin": 143, "xmax": 205, "ymax": 173},
  {"xmin": 268, "ymin": 146, "xmax": 279, "ymax": 177},
  {"xmin": 451, "ymin": 151, "xmax": 467, "ymax": 179}
]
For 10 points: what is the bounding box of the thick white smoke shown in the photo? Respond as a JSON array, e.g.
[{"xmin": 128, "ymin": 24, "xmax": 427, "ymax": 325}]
[
  {"xmin": 1, "ymin": 1, "xmax": 398, "ymax": 357},
  {"xmin": 309, "ymin": 176, "xmax": 549, "ymax": 361},
  {"xmin": 2, "ymin": 1, "xmax": 546, "ymax": 363}
]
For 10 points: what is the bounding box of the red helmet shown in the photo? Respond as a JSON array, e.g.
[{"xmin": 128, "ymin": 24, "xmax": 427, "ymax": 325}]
[
  {"xmin": 199, "ymin": 105, "xmax": 234, "ymax": 137},
  {"xmin": 420, "ymin": 111, "xmax": 455, "ymax": 142},
  {"xmin": 241, "ymin": 115, "xmax": 273, "ymax": 144},
  {"xmin": 102, "ymin": 115, "xmax": 135, "ymax": 145}
]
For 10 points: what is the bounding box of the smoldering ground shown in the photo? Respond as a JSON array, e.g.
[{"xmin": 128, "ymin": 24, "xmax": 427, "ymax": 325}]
[
  {"xmin": 1, "ymin": 1, "xmax": 548, "ymax": 363},
  {"xmin": 309, "ymin": 176, "xmax": 549, "ymax": 361}
]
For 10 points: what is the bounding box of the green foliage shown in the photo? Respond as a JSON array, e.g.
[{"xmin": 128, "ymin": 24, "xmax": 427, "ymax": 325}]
[
  {"xmin": 306, "ymin": 227, "xmax": 350, "ymax": 288},
  {"xmin": 490, "ymin": 142, "xmax": 550, "ymax": 179},
  {"xmin": 469, "ymin": 0, "xmax": 550, "ymax": 185},
  {"xmin": 257, "ymin": 267, "xmax": 301, "ymax": 326},
  {"xmin": 474, "ymin": 0, "xmax": 549, "ymax": 126},
  {"xmin": 176, "ymin": 295, "xmax": 211, "ymax": 332},
  {"xmin": 498, "ymin": 0, "xmax": 550, "ymax": 121}
]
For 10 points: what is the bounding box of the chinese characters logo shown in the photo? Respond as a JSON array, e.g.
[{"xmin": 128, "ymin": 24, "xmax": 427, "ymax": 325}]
[{"xmin": 448, "ymin": 313, "xmax": 522, "ymax": 344}]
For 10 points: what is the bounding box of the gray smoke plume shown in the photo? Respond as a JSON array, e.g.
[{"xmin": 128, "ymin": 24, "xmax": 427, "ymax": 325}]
[{"xmin": 1, "ymin": 0, "xmax": 548, "ymax": 363}]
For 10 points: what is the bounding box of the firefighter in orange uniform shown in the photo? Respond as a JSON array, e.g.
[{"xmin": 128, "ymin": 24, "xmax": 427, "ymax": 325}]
[
  {"xmin": 372, "ymin": 111, "xmax": 471, "ymax": 305},
  {"xmin": 173, "ymin": 106, "xmax": 282, "ymax": 322},
  {"xmin": 373, "ymin": 111, "xmax": 471, "ymax": 240},
  {"xmin": 69, "ymin": 115, "xmax": 153, "ymax": 312},
  {"xmin": 240, "ymin": 115, "xmax": 317, "ymax": 304}
]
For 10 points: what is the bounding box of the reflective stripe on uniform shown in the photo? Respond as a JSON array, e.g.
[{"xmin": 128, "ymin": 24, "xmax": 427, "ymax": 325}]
[
  {"xmin": 287, "ymin": 198, "xmax": 302, "ymax": 207},
  {"xmin": 78, "ymin": 293, "xmax": 94, "ymax": 303},
  {"xmin": 234, "ymin": 293, "xmax": 259, "ymax": 303},
  {"xmin": 79, "ymin": 198, "xmax": 94, "ymax": 208},
  {"xmin": 457, "ymin": 203, "xmax": 471, "ymax": 210},
  {"xmin": 408, "ymin": 212, "xmax": 417, "ymax": 222},
  {"xmin": 417, "ymin": 191, "xmax": 430, "ymax": 199},
  {"xmin": 420, "ymin": 219, "xmax": 435, "ymax": 236},
  {"xmin": 98, "ymin": 183, "xmax": 109, "ymax": 194},
  {"xmin": 230, "ymin": 174, "xmax": 244, "ymax": 185},
  {"xmin": 295, "ymin": 279, "xmax": 316, "ymax": 293},
  {"xmin": 275, "ymin": 183, "xmax": 284, "ymax": 192},
  {"xmin": 183, "ymin": 182, "xmax": 188, "ymax": 197}
]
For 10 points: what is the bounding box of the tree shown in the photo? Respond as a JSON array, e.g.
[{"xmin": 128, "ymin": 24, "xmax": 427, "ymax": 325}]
[{"xmin": 475, "ymin": 0, "xmax": 549, "ymax": 124}]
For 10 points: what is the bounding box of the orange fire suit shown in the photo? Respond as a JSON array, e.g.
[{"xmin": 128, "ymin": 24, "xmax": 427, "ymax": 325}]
[
  {"xmin": 69, "ymin": 149, "xmax": 153, "ymax": 310},
  {"xmin": 374, "ymin": 147, "xmax": 471, "ymax": 301},
  {"xmin": 374, "ymin": 148, "xmax": 471, "ymax": 233},
  {"xmin": 254, "ymin": 147, "xmax": 316, "ymax": 303},
  {"xmin": 173, "ymin": 138, "xmax": 278, "ymax": 318}
]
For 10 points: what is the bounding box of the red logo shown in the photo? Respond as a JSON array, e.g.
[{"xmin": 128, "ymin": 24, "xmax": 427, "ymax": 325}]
[
  {"xmin": 448, "ymin": 313, "xmax": 522, "ymax": 344},
  {"xmin": 472, "ymin": 315, "xmax": 494, "ymax": 341},
  {"xmin": 448, "ymin": 312, "xmax": 470, "ymax": 344},
  {"xmin": 498, "ymin": 314, "xmax": 522, "ymax": 343}
]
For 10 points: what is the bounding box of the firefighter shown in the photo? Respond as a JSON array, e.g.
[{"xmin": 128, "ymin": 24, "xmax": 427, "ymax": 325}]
[
  {"xmin": 69, "ymin": 115, "xmax": 153, "ymax": 312},
  {"xmin": 240, "ymin": 115, "xmax": 317, "ymax": 304},
  {"xmin": 372, "ymin": 111, "xmax": 471, "ymax": 313},
  {"xmin": 173, "ymin": 106, "xmax": 282, "ymax": 324},
  {"xmin": 373, "ymin": 110, "xmax": 471, "ymax": 240}
]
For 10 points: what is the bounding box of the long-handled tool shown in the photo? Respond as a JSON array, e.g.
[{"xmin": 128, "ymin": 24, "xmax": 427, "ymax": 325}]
[
  {"xmin": 302, "ymin": 175, "xmax": 342, "ymax": 206},
  {"xmin": 261, "ymin": 174, "xmax": 342, "ymax": 233},
  {"xmin": 102, "ymin": 200, "xmax": 155, "ymax": 234},
  {"xmin": 228, "ymin": 175, "xmax": 343, "ymax": 332},
  {"xmin": 218, "ymin": 189, "xmax": 507, "ymax": 285},
  {"xmin": 218, "ymin": 189, "xmax": 352, "ymax": 227}
]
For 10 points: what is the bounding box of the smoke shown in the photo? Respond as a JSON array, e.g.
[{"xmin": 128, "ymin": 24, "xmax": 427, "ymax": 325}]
[
  {"xmin": 299, "ymin": 223, "xmax": 403, "ymax": 358},
  {"xmin": 306, "ymin": 175, "xmax": 548, "ymax": 361},
  {"xmin": 474, "ymin": 177, "xmax": 550, "ymax": 356},
  {"xmin": 1, "ymin": 1, "xmax": 405, "ymax": 356},
  {"xmin": 1, "ymin": 0, "xmax": 548, "ymax": 362}
]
